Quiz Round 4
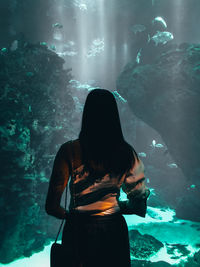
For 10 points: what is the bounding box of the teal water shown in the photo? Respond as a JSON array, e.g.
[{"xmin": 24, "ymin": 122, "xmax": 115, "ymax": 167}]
[{"xmin": 1, "ymin": 206, "xmax": 199, "ymax": 266}]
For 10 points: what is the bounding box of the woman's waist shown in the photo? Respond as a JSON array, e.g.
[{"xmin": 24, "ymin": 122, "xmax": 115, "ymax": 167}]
[
  {"xmin": 67, "ymin": 209, "xmax": 122, "ymax": 222},
  {"xmin": 69, "ymin": 194, "xmax": 120, "ymax": 214}
]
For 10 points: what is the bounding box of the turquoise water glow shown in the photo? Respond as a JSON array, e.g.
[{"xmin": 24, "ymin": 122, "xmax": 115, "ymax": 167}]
[{"xmin": 1, "ymin": 206, "xmax": 199, "ymax": 266}]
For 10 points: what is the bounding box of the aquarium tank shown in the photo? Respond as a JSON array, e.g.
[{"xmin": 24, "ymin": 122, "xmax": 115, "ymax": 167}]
[{"xmin": 0, "ymin": 0, "xmax": 200, "ymax": 266}]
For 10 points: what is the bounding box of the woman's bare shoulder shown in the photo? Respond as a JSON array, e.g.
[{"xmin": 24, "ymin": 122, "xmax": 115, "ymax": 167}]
[{"xmin": 61, "ymin": 139, "xmax": 82, "ymax": 167}]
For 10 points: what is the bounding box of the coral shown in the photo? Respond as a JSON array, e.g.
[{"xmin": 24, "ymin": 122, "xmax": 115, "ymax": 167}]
[
  {"xmin": 117, "ymin": 43, "xmax": 200, "ymax": 221},
  {"xmin": 129, "ymin": 229, "xmax": 164, "ymax": 259},
  {"xmin": 0, "ymin": 42, "xmax": 75, "ymax": 263}
]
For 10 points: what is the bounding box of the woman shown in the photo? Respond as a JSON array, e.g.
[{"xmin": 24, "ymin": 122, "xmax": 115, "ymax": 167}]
[{"xmin": 45, "ymin": 89, "xmax": 150, "ymax": 267}]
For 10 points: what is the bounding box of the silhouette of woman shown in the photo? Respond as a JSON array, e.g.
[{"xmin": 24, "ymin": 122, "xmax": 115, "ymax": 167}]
[{"xmin": 45, "ymin": 89, "xmax": 150, "ymax": 267}]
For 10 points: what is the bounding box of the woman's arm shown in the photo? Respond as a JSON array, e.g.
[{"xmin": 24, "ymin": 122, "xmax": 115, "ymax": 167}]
[
  {"xmin": 45, "ymin": 143, "xmax": 71, "ymax": 219},
  {"xmin": 118, "ymin": 157, "xmax": 150, "ymax": 217},
  {"xmin": 118, "ymin": 187, "xmax": 150, "ymax": 217}
]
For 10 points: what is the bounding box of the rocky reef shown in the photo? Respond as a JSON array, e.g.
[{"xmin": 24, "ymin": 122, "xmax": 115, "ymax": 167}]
[
  {"xmin": 117, "ymin": 43, "xmax": 200, "ymax": 222},
  {"xmin": 0, "ymin": 42, "xmax": 75, "ymax": 263},
  {"xmin": 129, "ymin": 229, "xmax": 164, "ymax": 259},
  {"xmin": 129, "ymin": 229, "xmax": 200, "ymax": 266}
]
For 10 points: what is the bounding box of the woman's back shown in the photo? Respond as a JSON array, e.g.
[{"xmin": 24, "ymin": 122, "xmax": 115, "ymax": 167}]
[{"xmin": 66, "ymin": 139, "xmax": 146, "ymax": 216}]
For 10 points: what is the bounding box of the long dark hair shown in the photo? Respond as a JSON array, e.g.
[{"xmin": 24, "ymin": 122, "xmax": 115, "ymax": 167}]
[{"xmin": 78, "ymin": 89, "xmax": 138, "ymax": 177}]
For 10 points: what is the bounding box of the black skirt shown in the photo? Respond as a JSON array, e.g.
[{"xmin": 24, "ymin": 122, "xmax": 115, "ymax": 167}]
[{"xmin": 62, "ymin": 212, "xmax": 131, "ymax": 267}]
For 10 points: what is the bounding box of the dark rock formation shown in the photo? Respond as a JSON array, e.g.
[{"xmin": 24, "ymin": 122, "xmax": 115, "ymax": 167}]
[
  {"xmin": 0, "ymin": 42, "xmax": 75, "ymax": 263},
  {"xmin": 182, "ymin": 249, "xmax": 200, "ymax": 267},
  {"xmin": 117, "ymin": 43, "xmax": 200, "ymax": 221},
  {"xmin": 194, "ymin": 250, "xmax": 200, "ymax": 265},
  {"xmin": 165, "ymin": 243, "xmax": 190, "ymax": 259},
  {"xmin": 129, "ymin": 229, "xmax": 164, "ymax": 259}
]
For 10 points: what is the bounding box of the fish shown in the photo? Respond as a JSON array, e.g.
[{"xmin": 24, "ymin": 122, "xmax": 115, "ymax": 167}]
[
  {"xmin": 136, "ymin": 49, "xmax": 142, "ymax": 64},
  {"xmin": 190, "ymin": 184, "xmax": 196, "ymax": 189},
  {"xmin": 138, "ymin": 152, "xmax": 147, "ymax": 157},
  {"xmin": 1, "ymin": 48, "xmax": 7, "ymax": 53},
  {"xmin": 167, "ymin": 163, "xmax": 178, "ymax": 168},
  {"xmin": 151, "ymin": 140, "xmax": 156, "ymax": 147},
  {"xmin": 151, "ymin": 31, "xmax": 174, "ymax": 46},
  {"xmin": 40, "ymin": 42, "xmax": 47, "ymax": 46},
  {"xmin": 52, "ymin": 23, "xmax": 63, "ymax": 29},
  {"xmin": 150, "ymin": 140, "xmax": 164, "ymax": 148},
  {"xmin": 131, "ymin": 24, "xmax": 146, "ymax": 34},
  {"xmin": 152, "ymin": 16, "xmax": 167, "ymax": 28},
  {"xmin": 155, "ymin": 143, "xmax": 164, "ymax": 148}
]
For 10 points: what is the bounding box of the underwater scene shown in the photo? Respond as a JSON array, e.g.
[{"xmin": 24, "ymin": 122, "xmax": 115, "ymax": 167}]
[{"xmin": 0, "ymin": 0, "xmax": 200, "ymax": 266}]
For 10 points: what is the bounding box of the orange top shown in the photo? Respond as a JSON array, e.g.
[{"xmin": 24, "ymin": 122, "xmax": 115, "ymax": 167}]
[{"xmin": 45, "ymin": 139, "xmax": 149, "ymax": 219}]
